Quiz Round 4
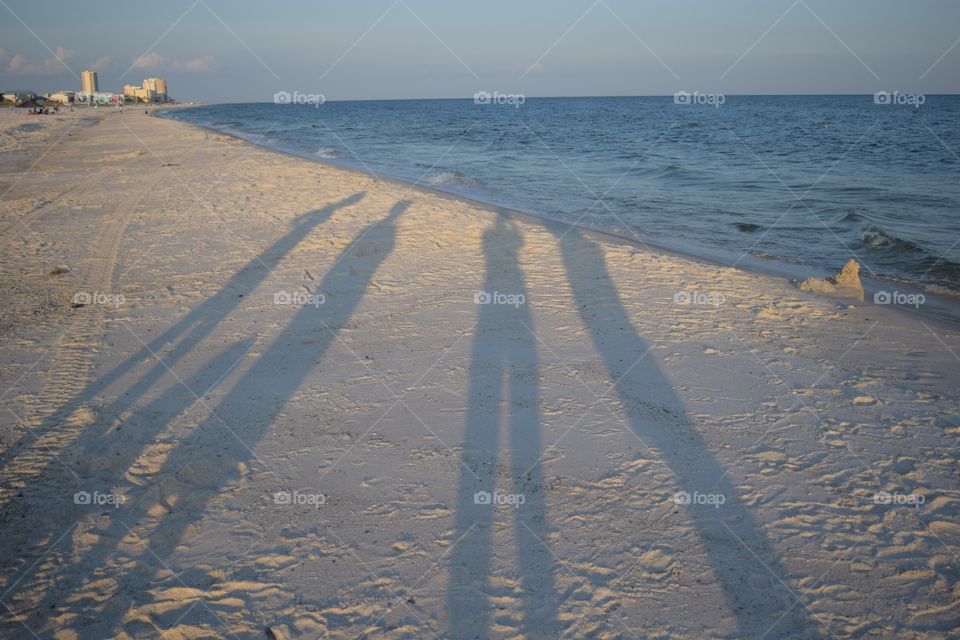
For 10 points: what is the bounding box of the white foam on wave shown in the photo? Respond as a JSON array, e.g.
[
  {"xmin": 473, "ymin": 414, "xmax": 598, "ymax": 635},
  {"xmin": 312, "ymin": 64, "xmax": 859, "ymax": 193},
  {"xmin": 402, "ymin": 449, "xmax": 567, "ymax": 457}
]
[{"xmin": 423, "ymin": 170, "xmax": 481, "ymax": 188}]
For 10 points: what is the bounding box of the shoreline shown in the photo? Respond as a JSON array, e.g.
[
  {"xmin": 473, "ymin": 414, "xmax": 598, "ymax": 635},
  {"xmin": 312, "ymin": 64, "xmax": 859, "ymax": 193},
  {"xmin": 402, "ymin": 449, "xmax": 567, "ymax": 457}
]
[{"xmin": 158, "ymin": 105, "xmax": 960, "ymax": 327}]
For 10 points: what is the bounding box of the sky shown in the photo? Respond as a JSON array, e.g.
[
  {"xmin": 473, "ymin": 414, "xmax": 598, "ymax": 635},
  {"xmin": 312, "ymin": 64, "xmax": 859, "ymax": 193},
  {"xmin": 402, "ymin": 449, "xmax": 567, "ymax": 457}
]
[{"xmin": 0, "ymin": 0, "xmax": 958, "ymax": 102}]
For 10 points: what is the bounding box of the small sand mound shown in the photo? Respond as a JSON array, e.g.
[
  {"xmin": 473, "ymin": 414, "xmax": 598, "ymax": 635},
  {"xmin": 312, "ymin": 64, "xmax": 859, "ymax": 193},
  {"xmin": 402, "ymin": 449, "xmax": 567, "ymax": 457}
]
[{"xmin": 799, "ymin": 259, "xmax": 863, "ymax": 300}]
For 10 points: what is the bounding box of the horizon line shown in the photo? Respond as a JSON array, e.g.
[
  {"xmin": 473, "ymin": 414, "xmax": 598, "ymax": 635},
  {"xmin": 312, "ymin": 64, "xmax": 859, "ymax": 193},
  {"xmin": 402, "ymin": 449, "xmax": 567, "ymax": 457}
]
[{"xmin": 184, "ymin": 91, "xmax": 960, "ymax": 105}]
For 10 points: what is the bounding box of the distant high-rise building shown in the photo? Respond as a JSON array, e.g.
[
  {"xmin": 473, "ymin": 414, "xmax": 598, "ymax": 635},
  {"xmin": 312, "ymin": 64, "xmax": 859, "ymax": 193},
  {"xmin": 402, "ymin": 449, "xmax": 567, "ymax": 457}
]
[
  {"xmin": 122, "ymin": 78, "xmax": 170, "ymax": 103},
  {"xmin": 80, "ymin": 70, "xmax": 98, "ymax": 95},
  {"xmin": 142, "ymin": 78, "xmax": 168, "ymax": 101}
]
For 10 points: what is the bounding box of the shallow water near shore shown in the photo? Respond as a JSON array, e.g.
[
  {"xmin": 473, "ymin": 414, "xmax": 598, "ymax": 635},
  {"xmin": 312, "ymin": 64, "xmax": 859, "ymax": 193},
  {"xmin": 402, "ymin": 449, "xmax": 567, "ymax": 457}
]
[{"xmin": 165, "ymin": 95, "xmax": 960, "ymax": 299}]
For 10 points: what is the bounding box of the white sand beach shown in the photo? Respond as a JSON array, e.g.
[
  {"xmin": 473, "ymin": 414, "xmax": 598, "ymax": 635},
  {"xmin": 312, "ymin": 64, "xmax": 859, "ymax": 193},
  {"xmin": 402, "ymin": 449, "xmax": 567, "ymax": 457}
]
[{"xmin": 0, "ymin": 108, "xmax": 958, "ymax": 639}]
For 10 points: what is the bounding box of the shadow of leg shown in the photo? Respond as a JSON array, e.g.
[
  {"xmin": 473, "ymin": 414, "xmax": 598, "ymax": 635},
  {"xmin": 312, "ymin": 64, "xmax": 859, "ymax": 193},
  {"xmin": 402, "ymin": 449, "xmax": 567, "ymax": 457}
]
[
  {"xmin": 0, "ymin": 192, "xmax": 366, "ymax": 491},
  {"xmin": 448, "ymin": 216, "xmax": 559, "ymax": 639},
  {"xmin": 554, "ymin": 225, "xmax": 810, "ymax": 638},
  {"xmin": 4, "ymin": 199, "xmax": 408, "ymax": 637}
]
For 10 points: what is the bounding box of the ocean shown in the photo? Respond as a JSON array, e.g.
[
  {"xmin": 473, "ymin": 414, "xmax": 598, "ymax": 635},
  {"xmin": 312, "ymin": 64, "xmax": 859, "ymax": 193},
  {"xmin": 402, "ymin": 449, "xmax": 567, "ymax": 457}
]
[{"xmin": 163, "ymin": 96, "xmax": 960, "ymax": 297}]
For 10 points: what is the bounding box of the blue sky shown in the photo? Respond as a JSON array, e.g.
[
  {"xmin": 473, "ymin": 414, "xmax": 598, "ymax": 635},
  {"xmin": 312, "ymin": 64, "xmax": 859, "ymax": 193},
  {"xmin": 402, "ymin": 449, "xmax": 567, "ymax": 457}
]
[{"xmin": 1, "ymin": 0, "xmax": 958, "ymax": 101}]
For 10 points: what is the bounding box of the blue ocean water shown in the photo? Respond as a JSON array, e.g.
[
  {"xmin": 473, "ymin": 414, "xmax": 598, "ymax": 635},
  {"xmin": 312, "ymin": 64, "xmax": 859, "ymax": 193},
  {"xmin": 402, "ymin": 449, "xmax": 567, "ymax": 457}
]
[{"xmin": 164, "ymin": 96, "xmax": 960, "ymax": 296}]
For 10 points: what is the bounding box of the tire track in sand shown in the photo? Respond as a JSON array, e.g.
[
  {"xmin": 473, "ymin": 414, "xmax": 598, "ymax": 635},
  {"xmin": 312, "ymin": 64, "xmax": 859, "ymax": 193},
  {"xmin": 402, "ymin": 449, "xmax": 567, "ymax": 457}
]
[
  {"xmin": 1, "ymin": 170, "xmax": 163, "ymax": 495},
  {"xmin": 0, "ymin": 167, "xmax": 115, "ymax": 256}
]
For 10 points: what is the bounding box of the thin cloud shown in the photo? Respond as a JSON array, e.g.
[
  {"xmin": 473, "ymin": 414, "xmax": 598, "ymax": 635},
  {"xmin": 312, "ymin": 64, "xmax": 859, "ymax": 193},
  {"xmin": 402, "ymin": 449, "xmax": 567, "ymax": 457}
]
[
  {"xmin": 179, "ymin": 55, "xmax": 215, "ymax": 72},
  {"xmin": 89, "ymin": 56, "xmax": 113, "ymax": 71},
  {"xmin": 4, "ymin": 46, "xmax": 74, "ymax": 76},
  {"xmin": 131, "ymin": 52, "xmax": 216, "ymax": 72},
  {"xmin": 130, "ymin": 51, "xmax": 166, "ymax": 70}
]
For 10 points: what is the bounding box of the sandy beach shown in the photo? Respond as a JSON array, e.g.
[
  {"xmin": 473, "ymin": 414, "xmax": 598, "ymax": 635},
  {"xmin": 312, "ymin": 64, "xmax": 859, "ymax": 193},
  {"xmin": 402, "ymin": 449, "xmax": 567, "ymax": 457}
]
[{"xmin": 0, "ymin": 107, "xmax": 958, "ymax": 639}]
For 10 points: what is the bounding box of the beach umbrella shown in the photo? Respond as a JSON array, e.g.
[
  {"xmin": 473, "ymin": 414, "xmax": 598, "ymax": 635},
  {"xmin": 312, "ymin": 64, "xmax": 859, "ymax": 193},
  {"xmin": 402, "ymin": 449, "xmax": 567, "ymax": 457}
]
[{"xmin": 15, "ymin": 99, "xmax": 45, "ymax": 111}]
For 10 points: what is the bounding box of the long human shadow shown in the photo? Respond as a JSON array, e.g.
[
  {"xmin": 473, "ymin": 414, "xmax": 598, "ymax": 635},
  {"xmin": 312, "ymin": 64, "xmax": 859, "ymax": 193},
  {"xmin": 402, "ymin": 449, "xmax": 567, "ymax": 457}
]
[
  {"xmin": 22, "ymin": 200, "xmax": 410, "ymax": 636},
  {"xmin": 447, "ymin": 215, "xmax": 560, "ymax": 639},
  {"xmin": 0, "ymin": 192, "xmax": 365, "ymax": 487},
  {"xmin": 0, "ymin": 192, "xmax": 365, "ymax": 620},
  {"xmin": 554, "ymin": 226, "xmax": 811, "ymax": 638}
]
